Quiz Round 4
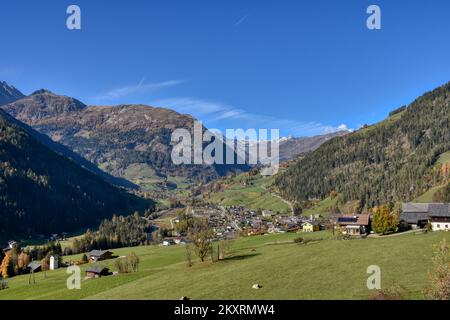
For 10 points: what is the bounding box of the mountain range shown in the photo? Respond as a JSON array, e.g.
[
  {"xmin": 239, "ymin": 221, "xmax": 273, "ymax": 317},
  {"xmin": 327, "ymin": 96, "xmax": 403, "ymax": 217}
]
[
  {"xmin": 3, "ymin": 78, "xmax": 448, "ymax": 237},
  {"xmin": 278, "ymin": 132, "xmax": 349, "ymax": 162},
  {"xmin": 1, "ymin": 89, "xmax": 250, "ymax": 191},
  {"xmin": 0, "ymin": 85, "xmax": 344, "ymax": 192},
  {"xmin": 0, "ymin": 81, "xmax": 24, "ymax": 105}
]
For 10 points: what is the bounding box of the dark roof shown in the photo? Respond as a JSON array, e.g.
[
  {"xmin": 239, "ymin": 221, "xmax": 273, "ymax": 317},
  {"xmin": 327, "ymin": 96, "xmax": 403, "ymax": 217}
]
[
  {"xmin": 86, "ymin": 266, "xmax": 109, "ymax": 274},
  {"xmin": 401, "ymin": 203, "xmax": 450, "ymax": 224},
  {"xmin": 336, "ymin": 214, "xmax": 370, "ymax": 226},
  {"xmin": 430, "ymin": 216, "xmax": 450, "ymax": 222},
  {"xmin": 87, "ymin": 250, "xmax": 111, "ymax": 258}
]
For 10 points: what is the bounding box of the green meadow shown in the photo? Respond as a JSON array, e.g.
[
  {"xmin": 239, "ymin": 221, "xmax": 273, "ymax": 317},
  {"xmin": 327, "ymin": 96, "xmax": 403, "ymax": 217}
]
[
  {"xmin": 0, "ymin": 231, "xmax": 448, "ymax": 300},
  {"xmin": 207, "ymin": 174, "xmax": 290, "ymax": 214}
]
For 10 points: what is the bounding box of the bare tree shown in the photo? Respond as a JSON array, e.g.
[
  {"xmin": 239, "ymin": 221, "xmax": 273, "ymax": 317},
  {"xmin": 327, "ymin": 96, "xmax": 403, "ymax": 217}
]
[
  {"xmin": 185, "ymin": 244, "xmax": 193, "ymax": 267},
  {"xmin": 188, "ymin": 218, "xmax": 215, "ymax": 262},
  {"xmin": 127, "ymin": 252, "xmax": 140, "ymax": 272}
]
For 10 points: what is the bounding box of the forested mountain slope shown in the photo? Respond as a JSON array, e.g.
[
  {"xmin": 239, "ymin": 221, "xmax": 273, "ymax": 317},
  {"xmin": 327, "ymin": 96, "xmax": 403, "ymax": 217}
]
[
  {"xmin": 275, "ymin": 82, "xmax": 450, "ymax": 211},
  {"xmin": 0, "ymin": 109, "xmax": 153, "ymax": 236}
]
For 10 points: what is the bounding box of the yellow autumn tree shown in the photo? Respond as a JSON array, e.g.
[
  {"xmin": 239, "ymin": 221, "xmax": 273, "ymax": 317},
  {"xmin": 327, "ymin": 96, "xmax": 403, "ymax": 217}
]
[
  {"xmin": 372, "ymin": 204, "xmax": 399, "ymax": 235},
  {"xmin": 17, "ymin": 252, "xmax": 30, "ymax": 273},
  {"xmin": 0, "ymin": 251, "xmax": 14, "ymax": 278}
]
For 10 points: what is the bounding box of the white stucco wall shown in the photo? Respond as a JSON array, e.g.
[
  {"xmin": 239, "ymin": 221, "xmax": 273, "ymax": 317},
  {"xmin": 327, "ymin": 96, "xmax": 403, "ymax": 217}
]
[{"xmin": 431, "ymin": 222, "xmax": 450, "ymax": 231}]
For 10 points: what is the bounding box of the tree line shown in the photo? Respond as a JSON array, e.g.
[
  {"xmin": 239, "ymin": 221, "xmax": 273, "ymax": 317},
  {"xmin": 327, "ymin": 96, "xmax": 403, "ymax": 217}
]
[{"xmin": 66, "ymin": 213, "xmax": 153, "ymax": 255}]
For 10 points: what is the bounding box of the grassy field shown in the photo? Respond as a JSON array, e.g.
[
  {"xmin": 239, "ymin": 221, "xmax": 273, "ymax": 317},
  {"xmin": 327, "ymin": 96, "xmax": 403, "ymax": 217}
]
[
  {"xmin": 413, "ymin": 185, "xmax": 445, "ymax": 202},
  {"xmin": 207, "ymin": 174, "xmax": 290, "ymax": 214},
  {"xmin": 302, "ymin": 197, "xmax": 338, "ymax": 217},
  {"xmin": 436, "ymin": 150, "xmax": 450, "ymax": 166},
  {"xmin": 1, "ymin": 231, "xmax": 448, "ymax": 300}
]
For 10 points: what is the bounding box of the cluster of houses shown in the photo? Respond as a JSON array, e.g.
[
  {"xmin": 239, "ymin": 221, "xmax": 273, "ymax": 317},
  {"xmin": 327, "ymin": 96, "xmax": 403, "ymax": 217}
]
[
  {"xmin": 180, "ymin": 202, "xmax": 450, "ymax": 240},
  {"xmin": 303, "ymin": 202, "xmax": 450, "ymax": 236},
  {"xmin": 11, "ymin": 249, "xmax": 114, "ymax": 278},
  {"xmin": 186, "ymin": 205, "xmax": 327, "ymax": 237}
]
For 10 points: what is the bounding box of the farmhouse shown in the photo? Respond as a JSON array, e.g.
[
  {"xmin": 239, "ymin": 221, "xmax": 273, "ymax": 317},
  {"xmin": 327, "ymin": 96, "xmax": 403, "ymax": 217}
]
[
  {"xmin": 400, "ymin": 203, "xmax": 450, "ymax": 229},
  {"xmin": 336, "ymin": 214, "xmax": 370, "ymax": 236},
  {"xmin": 85, "ymin": 266, "xmax": 110, "ymax": 278},
  {"xmin": 302, "ymin": 221, "xmax": 319, "ymax": 233},
  {"xmin": 27, "ymin": 261, "xmax": 42, "ymax": 273},
  {"xmin": 429, "ymin": 216, "xmax": 450, "ymax": 231},
  {"xmin": 87, "ymin": 250, "xmax": 113, "ymax": 262}
]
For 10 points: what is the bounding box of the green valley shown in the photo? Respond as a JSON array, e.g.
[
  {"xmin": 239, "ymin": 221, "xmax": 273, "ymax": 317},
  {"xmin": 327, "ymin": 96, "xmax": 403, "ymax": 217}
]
[{"xmin": 1, "ymin": 231, "xmax": 448, "ymax": 300}]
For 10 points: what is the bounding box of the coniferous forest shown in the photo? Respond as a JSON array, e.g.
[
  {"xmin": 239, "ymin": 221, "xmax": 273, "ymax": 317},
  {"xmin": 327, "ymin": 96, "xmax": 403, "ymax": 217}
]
[
  {"xmin": 275, "ymin": 82, "xmax": 450, "ymax": 211},
  {"xmin": 0, "ymin": 109, "xmax": 154, "ymax": 237}
]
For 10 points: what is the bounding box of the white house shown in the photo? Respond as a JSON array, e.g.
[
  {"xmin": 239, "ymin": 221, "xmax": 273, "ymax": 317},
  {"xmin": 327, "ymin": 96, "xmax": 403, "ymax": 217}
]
[
  {"xmin": 430, "ymin": 216, "xmax": 450, "ymax": 231},
  {"xmin": 262, "ymin": 210, "xmax": 274, "ymax": 218}
]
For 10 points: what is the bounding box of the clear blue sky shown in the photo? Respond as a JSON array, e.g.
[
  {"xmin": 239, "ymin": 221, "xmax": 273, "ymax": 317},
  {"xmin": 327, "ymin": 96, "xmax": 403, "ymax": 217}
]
[{"xmin": 1, "ymin": 0, "xmax": 450, "ymax": 136}]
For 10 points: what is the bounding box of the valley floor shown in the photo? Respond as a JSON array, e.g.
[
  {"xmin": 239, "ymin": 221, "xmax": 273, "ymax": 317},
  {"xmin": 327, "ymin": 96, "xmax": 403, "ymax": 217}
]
[{"xmin": 0, "ymin": 231, "xmax": 448, "ymax": 300}]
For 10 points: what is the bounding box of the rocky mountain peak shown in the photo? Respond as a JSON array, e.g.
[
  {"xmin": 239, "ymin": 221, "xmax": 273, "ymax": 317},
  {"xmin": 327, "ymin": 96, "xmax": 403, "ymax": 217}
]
[{"xmin": 0, "ymin": 80, "xmax": 25, "ymax": 105}]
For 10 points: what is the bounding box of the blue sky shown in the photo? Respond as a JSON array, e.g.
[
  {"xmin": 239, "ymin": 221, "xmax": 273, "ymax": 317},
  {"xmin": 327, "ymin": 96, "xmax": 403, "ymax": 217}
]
[{"xmin": 1, "ymin": 0, "xmax": 450, "ymax": 137}]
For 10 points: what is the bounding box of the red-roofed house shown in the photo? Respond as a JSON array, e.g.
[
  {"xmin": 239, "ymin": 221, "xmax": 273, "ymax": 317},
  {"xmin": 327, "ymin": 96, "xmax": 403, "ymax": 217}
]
[{"xmin": 335, "ymin": 214, "xmax": 371, "ymax": 236}]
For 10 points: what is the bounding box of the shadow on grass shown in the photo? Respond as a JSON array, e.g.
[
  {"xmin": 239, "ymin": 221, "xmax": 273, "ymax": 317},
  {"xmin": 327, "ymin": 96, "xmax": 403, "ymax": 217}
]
[{"xmin": 221, "ymin": 253, "xmax": 261, "ymax": 261}]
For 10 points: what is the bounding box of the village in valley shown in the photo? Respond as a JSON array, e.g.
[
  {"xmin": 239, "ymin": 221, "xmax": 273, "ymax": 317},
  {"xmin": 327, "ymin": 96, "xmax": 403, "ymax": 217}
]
[{"xmin": 2, "ymin": 196, "xmax": 449, "ymax": 285}]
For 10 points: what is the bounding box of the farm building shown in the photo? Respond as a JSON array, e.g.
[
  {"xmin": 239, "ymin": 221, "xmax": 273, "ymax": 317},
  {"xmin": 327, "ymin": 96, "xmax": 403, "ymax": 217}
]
[
  {"xmin": 85, "ymin": 266, "xmax": 110, "ymax": 278},
  {"xmin": 87, "ymin": 250, "xmax": 113, "ymax": 262},
  {"xmin": 400, "ymin": 203, "xmax": 450, "ymax": 229},
  {"xmin": 302, "ymin": 221, "xmax": 320, "ymax": 233},
  {"xmin": 336, "ymin": 214, "xmax": 371, "ymax": 236},
  {"xmin": 27, "ymin": 261, "xmax": 42, "ymax": 273}
]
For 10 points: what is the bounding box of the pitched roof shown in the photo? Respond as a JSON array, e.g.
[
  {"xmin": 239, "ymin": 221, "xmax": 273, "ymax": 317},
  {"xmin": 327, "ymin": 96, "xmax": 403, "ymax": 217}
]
[
  {"xmin": 401, "ymin": 203, "xmax": 450, "ymax": 223},
  {"xmin": 27, "ymin": 261, "xmax": 41, "ymax": 271},
  {"xmin": 87, "ymin": 250, "xmax": 111, "ymax": 258},
  {"xmin": 336, "ymin": 214, "xmax": 370, "ymax": 226},
  {"xmin": 86, "ymin": 266, "xmax": 109, "ymax": 274}
]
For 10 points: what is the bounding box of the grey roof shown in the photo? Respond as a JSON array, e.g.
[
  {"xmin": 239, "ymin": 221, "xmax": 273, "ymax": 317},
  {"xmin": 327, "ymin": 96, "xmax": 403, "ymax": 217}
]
[
  {"xmin": 401, "ymin": 203, "xmax": 450, "ymax": 224},
  {"xmin": 86, "ymin": 266, "xmax": 108, "ymax": 274},
  {"xmin": 27, "ymin": 261, "xmax": 41, "ymax": 271},
  {"xmin": 87, "ymin": 250, "xmax": 111, "ymax": 258}
]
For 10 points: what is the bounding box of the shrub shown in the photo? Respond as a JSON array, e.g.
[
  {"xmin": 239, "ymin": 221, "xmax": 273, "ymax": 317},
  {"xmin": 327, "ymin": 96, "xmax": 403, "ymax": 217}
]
[
  {"xmin": 368, "ymin": 286, "xmax": 403, "ymax": 300},
  {"xmin": 114, "ymin": 258, "xmax": 129, "ymax": 273},
  {"xmin": 424, "ymin": 239, "xmax": 450, "ymax": 300},
  {"xmin": 127, "ymin": 252, "xmax": 140, "ymax": 272},
  {"xmin": 294, "ymin": 237, "xmax": 304, "ymax": 244},
  {"xmin": 0, "ymin": 279, "xmax": 7, "ymax": 290}
]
